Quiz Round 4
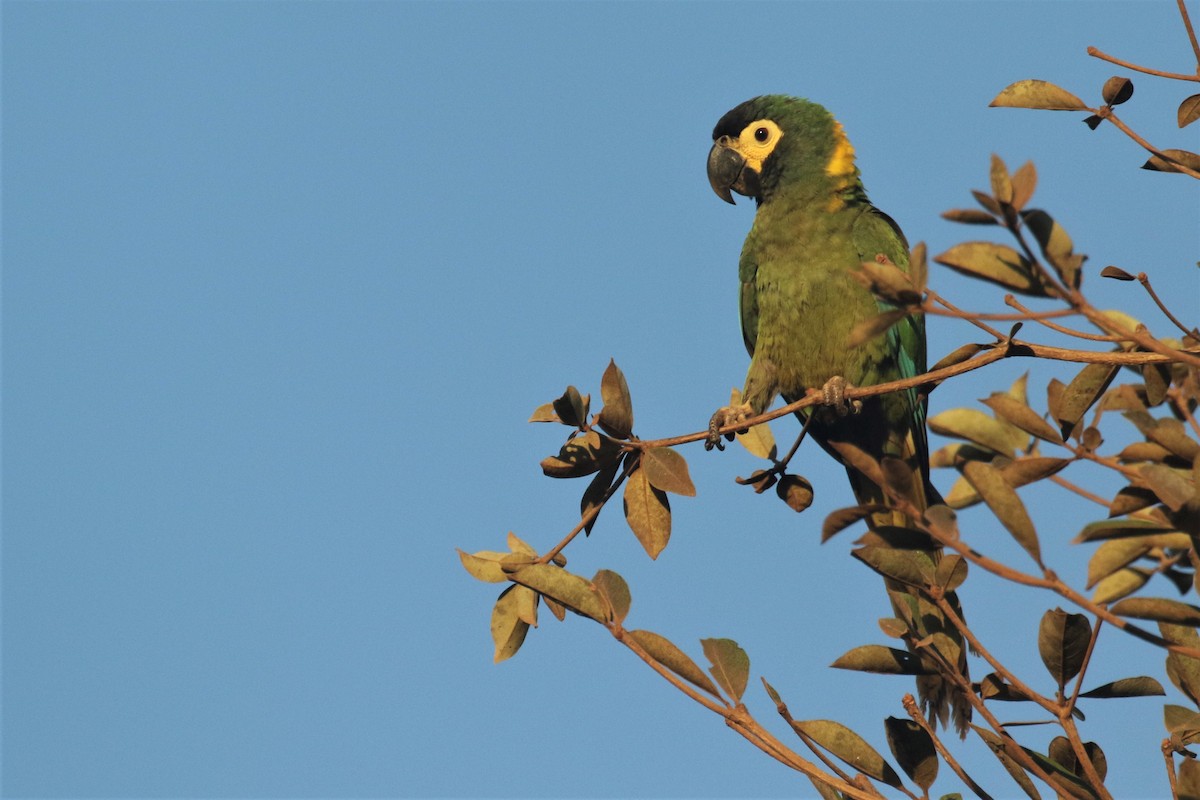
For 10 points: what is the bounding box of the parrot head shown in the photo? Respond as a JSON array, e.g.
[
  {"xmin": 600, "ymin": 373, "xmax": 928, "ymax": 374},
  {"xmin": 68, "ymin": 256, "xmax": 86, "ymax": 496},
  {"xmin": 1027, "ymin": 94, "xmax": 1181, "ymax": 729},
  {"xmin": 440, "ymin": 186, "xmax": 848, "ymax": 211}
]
[{"xmin": 707, "ymin": 95, "xmax": 858, "ymax": 205}]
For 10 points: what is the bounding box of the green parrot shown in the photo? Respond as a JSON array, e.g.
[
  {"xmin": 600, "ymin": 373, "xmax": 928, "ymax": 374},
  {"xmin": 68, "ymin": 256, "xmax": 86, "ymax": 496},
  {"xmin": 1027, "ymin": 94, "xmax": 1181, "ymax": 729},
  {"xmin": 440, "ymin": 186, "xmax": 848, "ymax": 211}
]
[{"xmin": 705, "ymin": 95, "xmax": 970, "ymax": 737}]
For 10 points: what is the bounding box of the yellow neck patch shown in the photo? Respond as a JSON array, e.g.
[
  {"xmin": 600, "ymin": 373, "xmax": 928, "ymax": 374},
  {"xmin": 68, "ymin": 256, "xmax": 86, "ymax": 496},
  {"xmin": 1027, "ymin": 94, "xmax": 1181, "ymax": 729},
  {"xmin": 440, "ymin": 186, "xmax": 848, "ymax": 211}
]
[{"xmin": 825, "ymin": 121, "xmax": 857, "ymax": 178}]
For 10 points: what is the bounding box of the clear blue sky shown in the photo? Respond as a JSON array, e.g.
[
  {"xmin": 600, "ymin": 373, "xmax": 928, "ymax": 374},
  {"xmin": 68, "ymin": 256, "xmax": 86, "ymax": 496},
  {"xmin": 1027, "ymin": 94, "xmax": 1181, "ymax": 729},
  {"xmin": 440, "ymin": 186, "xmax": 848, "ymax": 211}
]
[{"xmin": 4, "ymin": 2, "xmax": 1197, "ymax": 798}]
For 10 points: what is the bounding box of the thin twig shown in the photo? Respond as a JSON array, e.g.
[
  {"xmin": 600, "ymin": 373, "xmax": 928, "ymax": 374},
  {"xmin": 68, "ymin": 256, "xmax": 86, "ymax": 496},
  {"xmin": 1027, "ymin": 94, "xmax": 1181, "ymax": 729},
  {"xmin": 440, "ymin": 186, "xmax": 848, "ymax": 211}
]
[
  {"xmin": 902, "ymin": 695, "xmax": 992, "ymax": 799},
  {"xmin": 1085, "ymin": 45, "xmax": 1200, "ymax": 82},
  {"xmin": 1049, "ymin": 473, "xmax": 1111, "ymax": 509},
  {"xmin": 1138, "ymin": 272, "xmax": 1200, "ymax": 338},
  {"xmin": 1100, "ymin": 109, "xmax": 1200, "ymax": 179},
  {"xmin": 1180, "ymin": 0, "xmax": 1200, "ymax": 66},
  {"xmin": 1005, "ymin": 296, "xmax": 1125, "ymax": 342}
]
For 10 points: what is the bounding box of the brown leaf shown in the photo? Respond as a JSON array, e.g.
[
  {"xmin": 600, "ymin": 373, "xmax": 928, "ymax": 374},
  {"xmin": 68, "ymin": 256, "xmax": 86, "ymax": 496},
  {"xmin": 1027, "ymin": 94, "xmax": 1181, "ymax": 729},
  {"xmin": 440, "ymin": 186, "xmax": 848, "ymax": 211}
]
[
  {"xmin": 775, "ymin": 473, "xmax": 814, "ymax": 513},
  {"xmin": 1180, "ymin": 94, "xmax": 1200, "ymax": 129},
  {"xmin": 1138, "ymin": 464, "xmax": 1196, "ymax": 512},
  {"xmin": 934, "ymin": 241, "xmax": 1052, "ymax": 297},
  {"xmin": 990, "ymin": 153, "xmax": 1013, "ymax": 204},
  {"xmin": 942, "ymin": 208, "xmax": 998, "ymax": 224},
  {"xmin": 1101, "ymin": 76, "xmax": 1133, "ymax": 105},
  {"xmin": 1011, "ymin": 160, "xmax": 1038, "ymax": 210},
  {"xmin": 822, "ymin": 505, "xmax": 883, "ymax": 542},
  {"xmin": 641, "ymin": 446, "xmax": 697, "ymax": 497},
  {"xmin": 623, "ymin": 467, "xmax": 670, "ymax": 559},
  {"xmin": 629, "ymin": 629, "xmax": 721, "ymax": 698},
  {"xmin": 551, "ymin": 385, "xmax": 588, "ymax": 428},
  {"xmin": 885, "ymin": 716, "xmax": 938, "ymax": 791},
  {"xmin": 791, "ymin": 719, "xmax": 903, "ymax": 789},
  {"xmin": 1056, "ymin": 362, "xmax": 1119, "ymax": 439},
  {"xmin": 983, "ymin": 393, "xmax": 1062, "ymax": 444},
  {"xmin": 1142, "ymin": 149, "xmax": 1200, "ymax": 173},
  {"xmin": 506, "ymin": 563, "xmax": 607, "ymax": 623},
  {"xmin": 1117, "ymin": 598, "xmax": 1200, "ymax": 626},
  {"xmin": 491, "ymin": 585, "xmax": 531, "ymax": 663},
  {"xmin": 1021, "ymin": 209, "xmax": 1083, "ymax": 289},
  {"xmin": 929, "ymin": 407, "xmax": 1021, "ymax": 455},
  {"xmin": 831, "ymin": 645, "xmax": 931, "ymax": 675},
  {"xmin": 598, "ymin": 359, "xmax": 634, "ymax": 439},
  {"xmin": 580, "ymin": 462, "xmax": 619, "ymax": 535},
  {"xmin": 990, "ymin": 79, "xmax": 1089, "ymax": 110},
  {"xmin": 1092, "ymin": 567, "xmax": 1152, "ymax": 604},
  {"xmin": 962, "ymin": 460, "xmax": 1043, "ymax": 565},
  {"xmin": 702, "ymin": 638, "xmax": 750, "ymax": 703},
  {"xmin": 1038, "ymin": 608, "xmax": 1092, "ymax": 687},
  {"xmin": 1100, "ymin": 265, "xmax": 1135, "ymax": 281},
  {"xmin": 592, "ymin": 569, "xmax": 631, "ymax": 625},
  {"xmin": 848, "ymin": 309, "xmax": 910, "ymax": 347}
]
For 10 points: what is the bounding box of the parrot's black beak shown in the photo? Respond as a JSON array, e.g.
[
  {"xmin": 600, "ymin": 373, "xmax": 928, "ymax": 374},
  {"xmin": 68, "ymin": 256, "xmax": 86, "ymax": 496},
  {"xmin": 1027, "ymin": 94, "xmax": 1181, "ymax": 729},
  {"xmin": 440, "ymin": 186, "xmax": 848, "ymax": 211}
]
[{"xmin": 707, "ymin": 137, "xmax": 759, "ymax": 205}]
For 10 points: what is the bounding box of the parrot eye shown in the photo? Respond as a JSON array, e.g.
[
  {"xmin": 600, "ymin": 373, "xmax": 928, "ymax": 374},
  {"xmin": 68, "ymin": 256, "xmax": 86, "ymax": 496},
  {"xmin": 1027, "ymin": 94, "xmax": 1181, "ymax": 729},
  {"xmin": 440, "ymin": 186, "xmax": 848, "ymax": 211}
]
[{"xmin": 754, "ymin": 127, "xmax": 770, "ymax": 142}]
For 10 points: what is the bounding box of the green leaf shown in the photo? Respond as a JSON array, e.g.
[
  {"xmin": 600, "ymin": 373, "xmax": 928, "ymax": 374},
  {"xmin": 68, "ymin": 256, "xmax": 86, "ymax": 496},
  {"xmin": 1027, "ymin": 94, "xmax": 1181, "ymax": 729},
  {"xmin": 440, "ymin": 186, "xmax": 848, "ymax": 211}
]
[
  {"xmin": 885, "ymin": 717, "xmax": 938, "ymax": 791},
  {"xmin": 1056, "ymin": 362, "xmax": 1119, "ymax": 439},
  {"xmin": 598, "ymin": 359, "xmax": 634, "ymax": 439},
  {"xmin": 1079, "ymin": 676, "xmax": 1165, "ymax": 698},
  {"xmin": 852, "ymin": 545, "xmax": 934, "ymax": 587},
  {"xmin": 990, "ymin": 79, "xmax": 1089, "ymax": 110},
  {"xmin": 628, "ymin": 629, "xmax": 721, "ymax": 699},
  {"xmin": 623, "ymin": 467, "xmax": 671, "ymax": 559},
  {"xmin": 962, "ymin": 460, "xmax": 1043, "ymax": 565},
  {"xmin": 641, "ymin": 446, "xmax": 697, "ymax": 497},
  {"xmin": 1180, "ymin": 94, "xmax": 1200, "ymax": 128},
  {"xmin": 1038, "ymin": 608, "xmax": 1091, "ymax": 687},
  {"xmin": 830, "ymin": 644, "xmax": 931, "ymax": 675},
  {"xmin": 934, "ymin": 241, "xmax": 1051, "ymax": 297},
  {"xmin": 551, "ymin": 385, "xmax": 588, "ymax": 429},
  {"xmin": 792, "ymin": 719, "xmax": 903, "ymax": 789},
  {"xmin": 928, "ymin": 407, "xmax": 1020, "ymax": 455},
  {"xmin": 1101, "ymin": 75, "xmax": 1133, "ymax": 105},
  {"xmin": 1146, "ymin": 418, "xmax": 1200, "ymax": 461},
  {"xmin": 506, "ymin": 563, "xmax": 607, "ymax": 623},
  {"xmin": 702, "ymin": 637, "xmax": 750, "ymax": 703},
  {"xmin": 1112, "ymin": 597, "xmax": 1200, "ymax": 626},
  {"xmin": 1142, "ymin": 148, "xmax": 1200, "ymax": 173},
  {"xmin": 1165, "ymin": 703, "xmax": 1200, "ymax": 739},
  {"xmin": 592, "ymin": 569, "xmax": 631, "ymax": 625},
  {"xmin": 491, "ymin": 585, "xmax": 531, "ymax": 663}
]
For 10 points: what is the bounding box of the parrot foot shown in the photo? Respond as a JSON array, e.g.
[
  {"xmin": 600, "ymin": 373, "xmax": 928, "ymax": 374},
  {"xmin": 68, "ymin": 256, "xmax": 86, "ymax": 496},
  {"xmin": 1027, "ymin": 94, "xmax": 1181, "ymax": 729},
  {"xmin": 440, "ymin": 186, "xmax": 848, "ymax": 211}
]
[
  {"xmin": 820, "ymin": 376, "xmax": 862, "ymax": 417},
  {"xmin": 706, "ymin": 403, "xmax": 753, "ymax": 451}
]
